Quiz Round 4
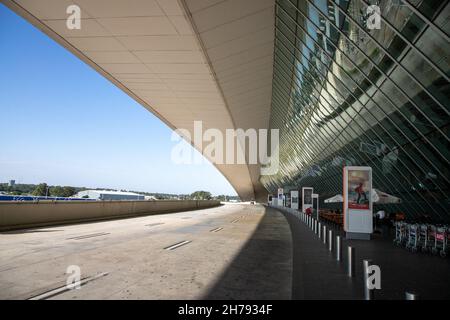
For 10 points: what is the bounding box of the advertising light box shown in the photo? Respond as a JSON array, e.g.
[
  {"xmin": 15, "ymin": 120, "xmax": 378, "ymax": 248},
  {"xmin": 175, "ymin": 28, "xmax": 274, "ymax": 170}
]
[{"xmin": 343, "ymin": 166, "xmax": 373, "ymax": 240}]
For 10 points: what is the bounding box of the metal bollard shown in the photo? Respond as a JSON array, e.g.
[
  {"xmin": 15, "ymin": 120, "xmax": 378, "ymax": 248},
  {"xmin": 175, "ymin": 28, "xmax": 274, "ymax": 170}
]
[
  {"xmin": 328, "ymin": 230, "xmax": 333, "ymax": 251},
  {"xmin": 318, "ymin": 222, "xmax": 321, "ymax": 239},
  {"xmin": 363, "ymin": 259, "xmax": 375, "ymax": 300},
  {"xmin": 314, "ymin": 220, "xmax": 318, "ymax": 234},
  {"xmin": 347, "ymin": 246, "xmax": 355, "ymax": 277},
  {"xmin": 405, "ymin": 292, "xmax": 419, "ymax": 300},
  {"xmin": 336, "ymin": 236, "xmax": 342, "ymax": 261},
  {"xmin": 323, "ymin": 226, "xmax": 327, "ymax": 244},
  {"xmin": 311, "ymin": 218, "xmax": 315, "ymax": 230}
]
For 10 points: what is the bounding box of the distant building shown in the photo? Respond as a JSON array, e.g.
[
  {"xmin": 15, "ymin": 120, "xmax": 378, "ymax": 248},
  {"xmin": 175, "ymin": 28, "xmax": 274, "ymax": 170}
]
[
  {"xmin": 144, "ymin": 195, "xmax": 157, "ymax": 200},
  {"xmin": 8, "ymin": 180, "xmax": 15, "ymax": 187},
  {"xmin": 74, "ymin": 190, "xmax": 144, "ymax": 201}
]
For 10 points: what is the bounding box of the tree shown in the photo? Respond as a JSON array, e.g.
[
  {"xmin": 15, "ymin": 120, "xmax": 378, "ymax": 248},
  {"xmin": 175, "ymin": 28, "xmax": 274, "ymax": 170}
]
[
  {"xmin": 62, "ymin": 186, "xmax": 76, "ymax": 197},
  {"xmin": 50, "ymin": 186, "xmax": 64, "ymax": 197},
  {"xmin": 190, "ymin": 191, "xmax": 212, "ymax": 200},
  {"xmin": 32, "ymin": 183, "xmax": 49, "ymax": 197}
]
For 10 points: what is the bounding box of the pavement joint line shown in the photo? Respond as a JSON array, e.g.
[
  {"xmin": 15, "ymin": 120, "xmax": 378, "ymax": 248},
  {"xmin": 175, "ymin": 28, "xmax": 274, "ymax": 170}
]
[
  {"xmin": 145, "ymin": 223, "xmax": 164, "ymax": 227},
  {"xmin": 164, "ymin": 240, "xmax": 192, "ymax": 251},
  {"xmin": 28, "ymin": 272, "xmax": 109, "ymax": 300},
  {"xmin": 66, "ymin": 232, "xmax": 110, "ymax": 240}
]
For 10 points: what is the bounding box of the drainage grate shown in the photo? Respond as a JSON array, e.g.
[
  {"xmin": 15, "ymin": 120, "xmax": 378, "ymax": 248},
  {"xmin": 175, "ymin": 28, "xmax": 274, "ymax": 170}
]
[
  {"xmin": 28, "ymin": 272, "xmax": 109, "ymax": 300},
  {"xmin": 66, "ymin": 232, "xmax": 110, "ymax": 240},
  {"xmin": 164, "ymin": 240, "xmax": 191, "ymax": 251},
  {"xmin": 210, "ymin": 227, "xmax": 223, "ymax": 233}
]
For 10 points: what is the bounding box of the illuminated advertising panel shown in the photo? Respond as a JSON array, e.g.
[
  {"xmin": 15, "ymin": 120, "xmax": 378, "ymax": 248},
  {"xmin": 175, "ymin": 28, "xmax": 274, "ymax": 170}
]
[
  {"xmin": 291, "ymin": 190, "xmax": 299, "ymax": 210},
  {"xmin": 343, "ymin": 166, "xmax": 373, "ymax": 240},
  {"xmin": 302, "ymin": 187, "xmax": 313, "ymax": 214}
]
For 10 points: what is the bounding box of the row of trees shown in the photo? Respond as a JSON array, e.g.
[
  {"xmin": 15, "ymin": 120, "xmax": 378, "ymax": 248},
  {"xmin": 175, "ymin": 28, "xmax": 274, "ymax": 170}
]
[
  {"xmin": 31, "ymin": 183, "xmax": 76, "ymax": 197},
  {"xmin": 1, "ymin": 183, "xmax": 239, "ymax": 200}
]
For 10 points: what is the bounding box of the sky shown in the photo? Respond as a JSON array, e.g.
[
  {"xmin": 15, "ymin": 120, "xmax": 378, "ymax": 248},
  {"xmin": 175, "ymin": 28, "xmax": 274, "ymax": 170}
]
[{"xmin": 0, "ymin": 4, "xmax": 237, "ymax": 196}]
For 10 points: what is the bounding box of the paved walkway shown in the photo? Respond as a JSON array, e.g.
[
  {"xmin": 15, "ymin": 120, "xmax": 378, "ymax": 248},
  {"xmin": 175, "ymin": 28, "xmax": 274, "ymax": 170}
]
[{"xmin": 276, "ymin": 206, "xmax": 450, "ymax": 300}]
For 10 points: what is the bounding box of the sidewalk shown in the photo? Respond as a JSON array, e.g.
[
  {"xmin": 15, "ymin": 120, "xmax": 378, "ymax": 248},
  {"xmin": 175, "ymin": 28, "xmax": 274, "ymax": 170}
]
[{"xmin": 274, "ymin": 206, "xmax": 450, "ymax": 300}]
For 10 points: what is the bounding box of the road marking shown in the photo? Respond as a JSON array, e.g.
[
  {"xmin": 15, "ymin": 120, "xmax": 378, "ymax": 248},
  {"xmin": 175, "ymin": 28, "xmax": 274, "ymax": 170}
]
[
  {"xmin": 164, "ymin": 240, "xmax": 191, "ymax": 251},
  {"xmin": 231, "ymin": 219, "xmax": 240, "ymax": 223},
  {"xmin": 28, "ymin": 272, "xmax": 109, "ymax": 300},
  {"xmin": 210, "ymin": 227, "xmax": 223, "ymax": 232},
  {"xmin": 145, "ymin": 223, "xmax": 164, "ymax": 227},
  {"xmin": 66, "ymin": 232, "xmax": 110, "ymax": 240}
]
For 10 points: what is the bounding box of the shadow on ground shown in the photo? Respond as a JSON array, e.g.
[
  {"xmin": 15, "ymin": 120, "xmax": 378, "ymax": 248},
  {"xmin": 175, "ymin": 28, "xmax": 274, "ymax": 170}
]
[{"xmin": 202, "ymin": 207, "xmax": 293, "ymax": 300}]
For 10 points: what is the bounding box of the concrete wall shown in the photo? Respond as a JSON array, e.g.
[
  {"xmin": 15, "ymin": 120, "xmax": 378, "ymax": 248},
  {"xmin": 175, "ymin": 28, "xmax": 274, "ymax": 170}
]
[{"xmin": 0, "ymin": 200, "xmax": 220, "ymax": 231}]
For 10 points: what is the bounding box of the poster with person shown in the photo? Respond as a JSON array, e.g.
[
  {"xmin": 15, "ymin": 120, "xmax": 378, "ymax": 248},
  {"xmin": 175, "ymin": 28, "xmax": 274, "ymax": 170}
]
[
  {"xmin": 347, "ymin": 169, "xmax": 370, "ymax": 210},
  {"xmin": 343, "ymin": 166, "xmax": 373, "ymax": 239}
]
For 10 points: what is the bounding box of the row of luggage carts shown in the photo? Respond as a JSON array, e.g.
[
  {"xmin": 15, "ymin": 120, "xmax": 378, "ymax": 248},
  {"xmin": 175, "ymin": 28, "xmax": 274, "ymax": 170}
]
[{"xmin": 393, "ymin": 221, "xmax": 449, "ymax": 257}]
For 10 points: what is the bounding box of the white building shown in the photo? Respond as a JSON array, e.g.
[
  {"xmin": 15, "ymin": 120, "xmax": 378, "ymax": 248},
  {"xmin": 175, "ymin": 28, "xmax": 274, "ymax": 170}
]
[{"xmin": 74, "ymin": 190, "xmax": 144, "ymax": 201}]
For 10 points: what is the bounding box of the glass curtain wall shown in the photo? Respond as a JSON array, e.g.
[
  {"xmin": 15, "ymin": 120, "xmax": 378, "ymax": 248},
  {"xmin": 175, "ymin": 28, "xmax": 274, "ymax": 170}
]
[{"xmin": 261, "ymin": 0, "xmax": 450, "ymax": 222}]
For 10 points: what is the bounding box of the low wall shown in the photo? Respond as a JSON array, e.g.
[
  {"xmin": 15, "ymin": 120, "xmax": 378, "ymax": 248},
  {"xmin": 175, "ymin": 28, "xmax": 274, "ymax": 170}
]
[{"xmin": 0, "ymin": 200, "xmax": 221, "ymax": 231}]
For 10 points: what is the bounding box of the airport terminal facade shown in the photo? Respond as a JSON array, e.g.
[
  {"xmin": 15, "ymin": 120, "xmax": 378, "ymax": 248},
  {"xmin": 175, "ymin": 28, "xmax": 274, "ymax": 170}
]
[
  {"xmin": 261, "ymin": 0, "xmax": 449, "ymax": 222},
  {"xmin": 5, "ymin": 0, "xmax": 449, "ymax": 221}
]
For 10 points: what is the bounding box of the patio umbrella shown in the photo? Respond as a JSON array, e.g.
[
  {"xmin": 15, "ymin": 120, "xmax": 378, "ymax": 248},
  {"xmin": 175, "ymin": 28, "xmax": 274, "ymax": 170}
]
[
  {"xmin": 324, "ymin": 194, "xmax": 343, "ymax": 203},
  {"xmin": 371, "ymin": 189, "xmax": 402, "ymax": 204},
  {"xmin": 324, "ymin": 190, "xmax": 401, "ymax": 204}
]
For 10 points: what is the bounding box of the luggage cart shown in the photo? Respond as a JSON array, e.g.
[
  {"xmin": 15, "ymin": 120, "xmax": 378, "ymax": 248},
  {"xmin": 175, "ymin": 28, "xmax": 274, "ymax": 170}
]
[
  {"xmin": 431, "ymin": 226, "xmax": 447, "ymax": 257},
  {"xmin": 394, "ymin": 221, "xmax": 407, "ymax": 246},
  {"xmin": 405, "ymin": 224, "xmax": 419, "ymax": 252},
  {"xmin": 440, "ymin": 226, "xmax": 449, "ymax": 258},
  {"xmin": 419, "ymin": 224, "xmax": 431, "ymax": 253}
]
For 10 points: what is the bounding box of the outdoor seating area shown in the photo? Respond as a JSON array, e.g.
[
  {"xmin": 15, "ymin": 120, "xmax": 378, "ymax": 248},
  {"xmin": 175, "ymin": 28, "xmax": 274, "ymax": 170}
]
[{"xmin": 319, "ymin": 210, "xmax": 343, "ymax": 227}]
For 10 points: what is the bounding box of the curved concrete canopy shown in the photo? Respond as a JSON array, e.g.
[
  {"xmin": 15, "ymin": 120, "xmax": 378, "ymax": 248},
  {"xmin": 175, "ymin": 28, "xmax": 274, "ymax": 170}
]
[{"xmin": 3, "ymin": 0, "xmax": 275, "ymax": 201}]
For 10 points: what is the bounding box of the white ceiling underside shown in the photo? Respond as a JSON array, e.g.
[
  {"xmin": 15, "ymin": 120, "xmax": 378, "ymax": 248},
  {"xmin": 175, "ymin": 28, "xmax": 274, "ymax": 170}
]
[{"xmin": 4, "ymin": 0, "xmax": 275, "ymax": 201}]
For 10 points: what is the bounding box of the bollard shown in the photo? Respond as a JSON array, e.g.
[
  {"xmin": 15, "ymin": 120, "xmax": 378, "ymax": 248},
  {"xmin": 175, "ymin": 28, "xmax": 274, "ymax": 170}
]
[
  {"xmin": 314, "ymin": 220, "xmax": 318, "ymax": 234},
  {"xmin": 347, "ymin": 246, "xmax": 355, "ymax": 277},
  {"xmin": 311, "ymin": 218, "xmax": 315, "ymax": 230},
  {"xmin": 328, "ymin": 230, "xmax": 333, "ymax": 251},
  {"xmin": 318, "ymin": 222, "xmax": 321, "ymax": 239},
  {"xmin": 363, "ymin": 259, "xmax": 375, "ymax": 300},
  {"xmin": 405, "ymin": 292, "xmax": 419, "ymax": 300},
  {"xmin": 323, "ymin": 226, "xmax": 327, "ymax": 244},
  {"xmin": 336, "ymin": 236, "xmax": 342, "ymax": 261}
]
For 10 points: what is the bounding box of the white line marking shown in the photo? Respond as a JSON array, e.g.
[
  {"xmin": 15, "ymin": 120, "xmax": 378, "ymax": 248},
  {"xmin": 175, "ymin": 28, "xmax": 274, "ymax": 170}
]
[
  {"xmin": 28, "ymin": 272, "xmax": 109, "ymax": 300},
  {"xmin": 164, "ymin": 240, "xmax": 191, "ymax": 251}
]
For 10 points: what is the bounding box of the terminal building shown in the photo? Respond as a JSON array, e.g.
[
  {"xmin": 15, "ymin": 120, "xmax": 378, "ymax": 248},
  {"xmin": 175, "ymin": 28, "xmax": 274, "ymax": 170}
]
[
  {"xmin": 4, "ymin": 0, "xmax": 448, "ymax": 222},
  {"xmin": 74, "ymin": 190, "xmax": 145, "ymax": 201}
]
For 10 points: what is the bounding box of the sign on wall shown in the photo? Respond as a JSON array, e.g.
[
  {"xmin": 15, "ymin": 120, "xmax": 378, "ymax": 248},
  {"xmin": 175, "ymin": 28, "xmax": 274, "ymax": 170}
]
[
  {"xmin": 343, "ymin": 166, "xmax": 373, "ymax": 239},
  {"xmin": 302, "ymin": 187, "xmax": 313, "ymax": 214}
]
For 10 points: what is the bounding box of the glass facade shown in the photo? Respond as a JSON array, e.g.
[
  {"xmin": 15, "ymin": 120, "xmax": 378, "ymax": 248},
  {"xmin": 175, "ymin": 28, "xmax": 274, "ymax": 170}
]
[{"xmin": 261, "ymin": 0, "xmax": 450, "ymax": 222}]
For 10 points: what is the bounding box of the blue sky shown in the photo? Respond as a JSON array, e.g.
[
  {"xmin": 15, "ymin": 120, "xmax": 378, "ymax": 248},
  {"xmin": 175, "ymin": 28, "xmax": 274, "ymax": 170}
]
[{"xmin": 0, "ymin": 4, "xmax": 236, "ymax": 196}]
